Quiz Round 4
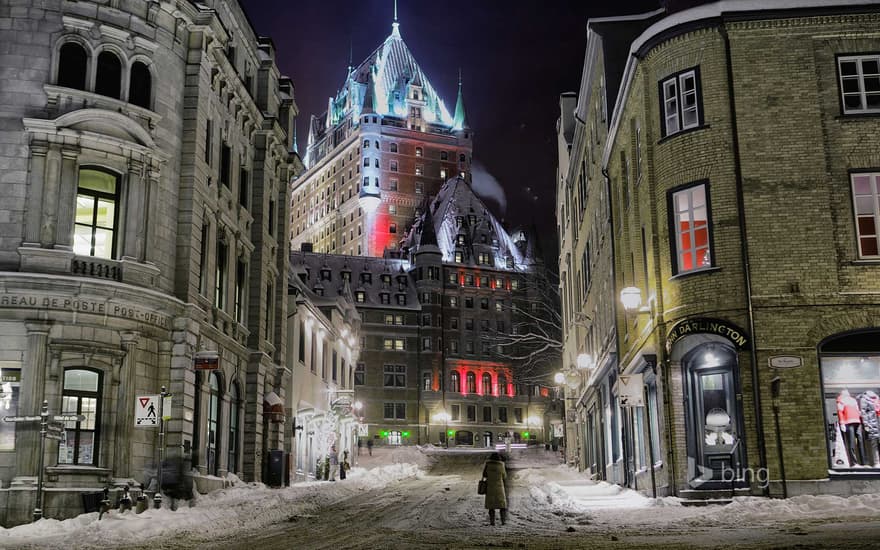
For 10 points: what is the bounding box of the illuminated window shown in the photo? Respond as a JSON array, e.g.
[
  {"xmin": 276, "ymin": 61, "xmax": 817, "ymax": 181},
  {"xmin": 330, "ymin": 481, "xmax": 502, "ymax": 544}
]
[
  {"xmin": 449, "ymin": 296, "xmax": 458, "ymax": 307},
  {"xmin": 423, "ymin": 372, "xmax": 432, "ymax": 391},
  {"xmin": 838, "ymin": 55, "xmax": 880, "ymax": 114},
  {"xmin": 482, "ymin": 374, "xmax": 491, "ymax": 395},
  {"xmin": 58, "ymin": 369, "xmax": 101, "ymax": 465},
  {"xmin": 440, "ymin": 168, "xmax": 447, "ymax": 179},
  {"xmin": 454, "ymin": 252, "xmax": 463, "ymax": 263},
  {"xmin": 450, "ymin": 372, "xmax": 461, "ymax": 393},
  {"xmin": 670, "ymin": 182, "xmax": 713, "ymax": 274},
  {"xmin": 355, "ymin": 291, "xmax": 366, "ymax": 303},
  {"xmin": 74, "ymin": 168, "xmax": 119, "ymax": 259},
  {"xmin": 422, "ymin": 337, "xmax": 431, "ymax": 350},
  {"xmin": 661, "ymin": 67, "xmax": 702, "ymax": 137},
  {"xmin": 415, "ymin": 182, "xmax": 424, "ymax": 194},
  {"xmin": 852, "ymin": 173, "xmax": 880, "ymax": 257},
  {"xmin": 415, "ymin": 165, "xmax": 423, "ymax": 176},
  {"xmin": 464, "ymin": 273, "xmax": 474, "ymax": 286},
  {"xmin": 498, "ymin": 375, "xmax": 508, "ymax": 396},
  {"xmin": 390, "ymin": 160, "xmax": 398, "ymax": 172},
  {"xmin": 415, "ymin": 147, "xmax": 423, "ymax": 157}
]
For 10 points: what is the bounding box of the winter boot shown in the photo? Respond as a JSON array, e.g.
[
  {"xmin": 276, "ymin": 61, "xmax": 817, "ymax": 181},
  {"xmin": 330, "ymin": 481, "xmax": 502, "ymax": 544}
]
[
  {"xmin": 489, "ymin": 509, "xmax": 495, "ymax": 526},
  {"xmin": 500, "ymin": 509, "xmax": 508, "ymax": 525}
]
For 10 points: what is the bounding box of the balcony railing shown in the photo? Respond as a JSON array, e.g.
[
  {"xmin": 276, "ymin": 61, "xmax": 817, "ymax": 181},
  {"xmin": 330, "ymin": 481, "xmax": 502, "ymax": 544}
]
[{"xmin": 71, "ymin": 257, "xmax": 122, "ymax": 282}]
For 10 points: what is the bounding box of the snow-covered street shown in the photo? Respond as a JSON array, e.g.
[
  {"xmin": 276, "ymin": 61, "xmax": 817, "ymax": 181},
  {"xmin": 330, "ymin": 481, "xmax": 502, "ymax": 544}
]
[{"xmin": 3, "ymin": 447, "xmax": 880, "ymax": 549}]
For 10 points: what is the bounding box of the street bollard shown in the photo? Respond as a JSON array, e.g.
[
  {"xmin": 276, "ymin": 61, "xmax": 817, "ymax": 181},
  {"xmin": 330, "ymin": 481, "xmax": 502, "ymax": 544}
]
[
  {"xmin": 135, "ymin": 484, "xmax": 147, "ymax": 514},
  {"xmin": 118, "ymin": 485, "xmax": 132, "ymax": 513},
  {"xmin": 153, "ymin": 490, "xmax": 162, "ymax": 510}
]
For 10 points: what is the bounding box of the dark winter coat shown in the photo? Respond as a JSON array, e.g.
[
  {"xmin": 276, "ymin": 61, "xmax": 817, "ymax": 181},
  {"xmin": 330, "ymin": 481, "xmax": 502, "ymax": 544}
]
[
  {"xmin": 859, "ymin": 391, "xmax": 880, "ymax": 440},
  {"xmin": 482, "ymin": 459, "xmax": 507, "ymax": 510}
]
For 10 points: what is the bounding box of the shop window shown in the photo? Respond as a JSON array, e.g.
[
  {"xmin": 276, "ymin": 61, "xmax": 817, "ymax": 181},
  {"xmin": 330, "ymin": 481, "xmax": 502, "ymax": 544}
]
[
  {"xmin": 57, "ymin": 42, "xmax": 87, "ymax": 90},
  {"xmin": 852, "ymin": 173, "xmax": 880, "ymax": 257},
  {"xmin": 74, "ymin": 168, "xmax": 119, "ymax": 259},
  {"xmin": 58, "ymin": 369, "xmax": 101, "ymax": 465},
  {"xmin": 128, "ymin": 61, "xmax": 151, "ymax": 109},
  {"xmin": 227, "ymin": 382, "xmax": 240, "ymax": 474},
  {"xmin": 821, "ymin": 331, "xmax": 880, "ymax": 470},
  {"xmin": 95, "ymin": 50, "xmax": 122, "ymax": 99},
  {"xmin": 669, "ymin": 182, "xmax": 712, "ymax": 274},
  {"xmin": 838, "ymin": 54, "xmax": 880, "ymax": 114},
  {"xmin": 0, "ymin": 368, "xmax": 21, "ymax": 451}
]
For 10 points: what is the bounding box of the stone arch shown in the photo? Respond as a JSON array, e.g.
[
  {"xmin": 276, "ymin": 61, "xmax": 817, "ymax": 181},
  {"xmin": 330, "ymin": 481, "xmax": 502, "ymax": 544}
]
[
  {"xmin": 53, "ymin": 108, "xmax": 155, "ymax": 149},
  {"xmin": 807, "ymin": 310, "xmax": 879, "ymax": 348},
  {"xmin": 55, "ymin": 37, "xmax": 92, "ymax": 90}
]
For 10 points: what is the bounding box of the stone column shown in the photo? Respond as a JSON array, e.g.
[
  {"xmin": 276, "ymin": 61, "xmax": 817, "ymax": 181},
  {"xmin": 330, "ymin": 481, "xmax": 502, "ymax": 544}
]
[
  {"xmin": 22, "ymin": 144, "xmax": 48, "ymax": 247},
  {"xmin": 114, "ymin": 332, "xmax": 140, "ymax": 479},
  {"xmin": 54, "ymin": 148, "xmax": 79, "ymax": 250},
  {"xmin": 122, "ymin": 160, "xmax": 146, "ymax": 261},
  {"xmin": 144, "ymin": 168, "xmax": 160, "ymax": 264},
  {"xmin": 16, "ymin": 322, "xmax": 51, "ymax": 475},
  {"xmin": 40, "ymin": 145, "xmax": 62, "ymax": 247}
]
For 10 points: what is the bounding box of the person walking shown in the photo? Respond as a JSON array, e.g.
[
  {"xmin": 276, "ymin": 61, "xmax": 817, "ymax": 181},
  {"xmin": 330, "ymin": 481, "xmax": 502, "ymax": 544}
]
[
  {"xmin": 366, "ymin": 438, "xmax": 373, "ymax": 456},
  {"xmin": 328, "ymin": 445, "xmax": 339, "ymax": 481},
  {"xmin": 340, "ymin": 450, "xmax": 350, "ymax": 480},
  {"xmin": 482, "ymin": 452, "xmax": 508, "ymax": 525}
]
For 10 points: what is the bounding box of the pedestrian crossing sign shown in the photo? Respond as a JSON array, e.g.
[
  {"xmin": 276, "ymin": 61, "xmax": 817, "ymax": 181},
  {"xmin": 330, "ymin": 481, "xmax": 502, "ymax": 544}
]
[{"xmin": 135, "ymin": 394, "xmax": 160, "ymax": 427}]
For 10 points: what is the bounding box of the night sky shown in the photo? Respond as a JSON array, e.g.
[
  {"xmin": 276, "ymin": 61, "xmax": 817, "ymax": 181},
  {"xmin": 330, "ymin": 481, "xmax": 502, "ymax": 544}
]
[{"xmin": 241, "ymin": 0, "xmax": 660, "ymax": 258}]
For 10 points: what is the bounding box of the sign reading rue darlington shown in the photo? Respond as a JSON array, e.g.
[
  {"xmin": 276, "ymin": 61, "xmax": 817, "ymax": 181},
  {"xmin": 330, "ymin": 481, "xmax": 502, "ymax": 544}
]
[{"xmin": 666, "ymin": 318, "xmax": 750, "ymax": 350}]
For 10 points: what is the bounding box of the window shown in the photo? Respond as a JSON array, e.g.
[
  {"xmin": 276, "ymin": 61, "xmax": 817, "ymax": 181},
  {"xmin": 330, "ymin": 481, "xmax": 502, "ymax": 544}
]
[
  {"xmin": 498, "ymin": 375, "xmax": 508, "ymax": 396},
  {"xmin": 384, "ymin": 364, "xmax": 407, "ymax": 387},
  {"xmin": 421, "ymin": 313, "xmax": 431, "ymax": 326},
  {"xmin": 384, "ymin": 338, "xmax": 405, "ymax": 350},
  {"xmin": 332, "ymin": 350, "xmax": 338, "ymax": 381},
  {"xmin": 415, "ymin": 165, "xmax": 423, "ymax": 176},
  {"xmin": 363, "ymin": 139, "xmax": 370, "ymax": 148},
  {"xmin": 74, "ymin": 168, "xmax": 118, "ymax": 259},
  {"xmin": 451, "ymin": 403, "xmax": 460, "ymax": 420},
  {"xmin": 514, "ymin": 408, "xmax": 523, "ymax": 423},
  {"xmin": 838, "ymin": 55, "xmax": 880, "ymax": 114},
  {"xmin": 234, "ymin": 260, "xmax": 246, "ymax": 324},
  {"xmin": 205, "ymin": 119, "xmax": 213, "ymax": 166},
  {"xmin": 423, "ymin": 372, "xmax": 432, "ymax": 391},
  {"xmin": 220, "ymin": 143, "xmax": 231, "ymax": 187},
  {"xmin": 465, "ymin": 341, "xmax": 474, "ymax": 354},
  {"xmin": 215, "ymin": 238, "xmax": 227, "ymax": 309},
  {"xmin": 459, "ymin": 153, "xmax": 466, "ymax": 163},
  {"xmin": 495, "ymin": 301, "xmax": 503, "ymax": 312},
  {"xmin": 465, "ymin": 318, "xmax": 474, "ymax": 330},
  {"xmin": 661, "ymin": 68, "xmax": 701, "ymax": 137},
  {"xmin": 128, "ymin": 61, "xmax": 151, "ymax": 108},
  {"xmin": 422, "ymin": 337, "xmax": 431, "ymax": 351},
  {"xmin": 464, "ymin": 273, "xmax": 474, "ymax": 286},
  {"xmin": 380, "ymin": 293, "xmax": 390, "ymax": 305},
  {"xmin": 510, "ymin": 279, "xmax": 519, "ymax": 290},
  {"xmin": 383, "ymin": 402, "xmax": 406, "ymax": 419},
  {"xmin": 440, "ymin": 168, "xmax": 447, "ymax": 179},
  {"xmin": 355, "ymin": 362, "xmax": 365, "ymax": 385},
  {"xmin": 498, "ymin": 407, "xmax": 508, "ymax": 423},
  {"xmin": 482, "ymin": 373, "xmax": 491, "ymax": 395},
  {"xmin": 441, "ymin": 151, "xmax": 448, "ymax": 161},
  {"xmin": 478, "ymin": 252, "xmax": 490, "ymax": 265},
  {"xmin": 390, "ymin": 160, "xmax": 398, "ymax": 172},
  {"xmin": 228, "ymin": 382, "xmax": 240, "ymax": 473},
  {"xmin": 355, "ymin": 291, "xmax": 366, "ymax": 303},
  {"xmin": 205, "ymin": 372, "xmax": 222, "ymax": 475},
  {"xmin": 58, "ymin": 369, "xmax": 101, "ymax": 465},
  {"xmin": 449, "ymin": 296, "xmax": 458, "ymax": 307},
  {"xmin": 390, "ymin": 143, "xmax": 398, "ymax": 153},
  {"xmin": 298, "ymin": 321, "xmax": 305, "ymax": 362},
  {"xmin": 95, "ymin": 50, "xmax": 121, "ymax": 99},
  {"xmin": 415, "ymin": 147, "xmax": 423, "ymax": 157},
  {"xmin": 361, "ymin": 272, "xmax": 372, "ymax": 284},
  {"xmin": 239, "ymin": 168, "xmax": 249, "ymax": 208},
  {"xmin": 465, "ymin": 297, "xmax": 474, "ymax": 308},
  {"xmin": 853, "ymin": 173, "xmax": 880, "ymax": 257},
  {"xmin": 467, "ymin": 405, "xmax": 476, "ymax": 422},
  {"xmin": 483, "ymin": 406, "xmax": 492, "ymax": 422},
  {"xmin": 415, "ymin": 182, "xmax": 424, "ymax": 195},
  {"xmin": 480, "ymin": 298, "xmax": 489, "ymax": 310},
  {"xmin": 450, "ymin": 340, "xmax": 459, "ymax": 353},
  {"xmin": 396, "ymin": 294, "xmax": 407, "ymax": 306},
  {"xmin": 450, "ymin": 372, "xmax": 461, "ymax": 392},
  {"xmin": 450, "ymin": 317, "xmax": 459, "ymax": 330},
  {"xmin": 363, "ymin": 157, "xmax": 370, "ymax": 167},
  {"xmin": 480, "ymin": 319, "xmax": 489, "ymax": 331},
  {"xmin": 389, "ymin": 180, "xmax": 398, "ymax": 191},
  {"xmin": 58, "ymin": 42, "xmax": 87, "ymax": 90},
  {"xmin": 670, "ymin": 182, "xmax": 712, "ymax": 274},
  {"xmin": 0, "ymin": 369, "xmax": 21, "ymax": 451},
  {"xmin": 389, "ymin": 223, "xmax": 397, "ymax": 234}
]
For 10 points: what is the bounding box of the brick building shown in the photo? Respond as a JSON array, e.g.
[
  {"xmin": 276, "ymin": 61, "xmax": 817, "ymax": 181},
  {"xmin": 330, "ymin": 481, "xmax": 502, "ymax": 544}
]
[
  {"xmin": 0, "ymin": 0, "xmax": 299, "ymax": 524},
  {"xmin": 558, "ymin": 0, "xmax": 880, "ymax": 500}
]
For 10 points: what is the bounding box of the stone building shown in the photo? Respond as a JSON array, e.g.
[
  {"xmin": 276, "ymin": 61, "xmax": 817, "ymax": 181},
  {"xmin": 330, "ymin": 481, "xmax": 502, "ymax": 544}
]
[
  {"xmin": 558, "ymin": 0, "xmax": 880, "ymax": 500},
  {"xmin": 290, "ymin": 15, "xmax": 472, "ymax": 258},
  {"xmin": 0, "ymin": 0, "xmax": 300, "ymax": 525}
]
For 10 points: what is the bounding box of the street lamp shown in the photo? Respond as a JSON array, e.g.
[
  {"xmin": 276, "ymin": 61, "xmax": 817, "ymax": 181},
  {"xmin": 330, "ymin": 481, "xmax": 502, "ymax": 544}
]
[{"xmin": 620, "ymin": 286, "xmax": 643, "ymax": 312}]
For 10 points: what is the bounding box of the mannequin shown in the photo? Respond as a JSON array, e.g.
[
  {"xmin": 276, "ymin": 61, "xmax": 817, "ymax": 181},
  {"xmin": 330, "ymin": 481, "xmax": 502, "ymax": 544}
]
[
  {"xmin": 858, "ymin": 391, "xmax": 880, "ymax": 466},
  {"xmin": 838, "ymin": 390, "xmax": 863, "ymax": 466}
]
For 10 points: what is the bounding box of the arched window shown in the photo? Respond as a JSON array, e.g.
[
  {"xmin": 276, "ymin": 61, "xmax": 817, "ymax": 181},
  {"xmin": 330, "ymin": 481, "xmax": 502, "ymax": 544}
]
[
  {"xmin": 227, "ymin": 381, "xmax": 240, "ymax": 474},
  {"xmin": 450, "ymin": 371, "xmax": 460, "ymax": 393},
  {"xmin": 207, "ymin": 372, "xmax": 222, "ymax": 475},
  {"xmin": 58, "ymin": 42, "xmax": 87, "ymax": 90},
  {"xmin": 95, "ymin": 50, "xmax": 122, "ymax": 99},
  {"xmin": 74, "ymin": 168, "xmax": 119, "ymax": 259},
  {"xmin": 466, "ymin": 372, "xmax": 476, "ymax": 393},
  {"xmin": 498, "ymin": 374, "xmax": 507, "ymax": 396},
  {"xmin": 482, "ymin": 373, "xmax": 491, "ymax": 395},
  {"xmin": 58, "ymin": 369, "xmax": 102, "ymax": 465},
  {"xmin": 128, "ymin": 61, "xmax": 151, "ymax": 109}
]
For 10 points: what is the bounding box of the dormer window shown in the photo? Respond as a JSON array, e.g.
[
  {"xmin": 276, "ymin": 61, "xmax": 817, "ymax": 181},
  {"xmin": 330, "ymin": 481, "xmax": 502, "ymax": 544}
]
[
  {"xmin": 396, "ymin": 294, "xmax": 407, "ymax": 306},
  {"xmin": 313, "ymin": 287, "xmax": 324, "ymax": 296},
  {"xmin": 412, "ymin": 89, "xmax": 420, "ymax": 100},
  {"xmin": 341, "ymin": 271, "xmax": 351, "ymax": 283},
  {"xmin": 355, "ymin": 291, "xmax": 366, "ymax": 303},
  {"xmin": 468, "ymin": 215, "xmax": 477, "ymax": 225},
  {"xmin": 380, "ymin": 292, "xmax": 390, "ymax": 305},
  {"xmin": 320, "ymin": 269, "xmax": 332, "ymax": 281},
  {"xmin": 381, "ymin": 274, "xmax": 392, "ymax": 285},
  {"xmin": 360, "ymin": 272, "xmax": 372, "ymax": 284},
  {"xmin": 456, "ymin": 234, "xmax": 465, "ymax": 246}
]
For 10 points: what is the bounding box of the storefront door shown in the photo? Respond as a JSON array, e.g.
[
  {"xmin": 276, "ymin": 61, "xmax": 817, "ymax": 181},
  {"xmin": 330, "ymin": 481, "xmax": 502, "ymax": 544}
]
[{"xmin": 684, "ymin": 343, "xmax": 744, "ymax": 488}]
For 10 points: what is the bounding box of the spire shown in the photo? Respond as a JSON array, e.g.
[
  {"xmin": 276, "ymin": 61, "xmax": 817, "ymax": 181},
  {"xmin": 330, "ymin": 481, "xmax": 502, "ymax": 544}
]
[
  {"xmin": 391, "ymin": 0, "xmax": 401, "ymax": 38},
  {"xmin": 362, "ymin": 68, "xmax": 377, "ymax": 115},
  {"xmin": 418, "ymin": 202, "xmax": 438, "ymax": 248},
  {"xmin": 453, "ymin": 70, "xmax": 467, "ymax": 130}
]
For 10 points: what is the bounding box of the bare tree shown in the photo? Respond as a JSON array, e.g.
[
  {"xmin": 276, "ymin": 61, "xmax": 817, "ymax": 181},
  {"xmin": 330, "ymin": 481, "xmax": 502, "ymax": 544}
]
[{"xmin": 483, "ymin": 269, "xmax": 562, "ymax": 383}]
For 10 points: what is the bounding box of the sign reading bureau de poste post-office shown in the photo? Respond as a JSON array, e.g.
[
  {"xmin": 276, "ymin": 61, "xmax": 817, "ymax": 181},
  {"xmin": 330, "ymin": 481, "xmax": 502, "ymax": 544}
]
[
  {"xmin": 0, "ymin": 292, "xmax": 170, "ymax": 329},
  {"xmin": 666, "ymin": 318, "xmax": 750, "ymax": 350}
]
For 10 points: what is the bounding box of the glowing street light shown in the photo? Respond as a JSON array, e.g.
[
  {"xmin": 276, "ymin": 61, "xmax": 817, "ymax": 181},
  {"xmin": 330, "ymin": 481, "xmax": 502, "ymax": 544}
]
[{"xmin": 620, "ymin": 286, "xmax": 643, "ymax": 312}]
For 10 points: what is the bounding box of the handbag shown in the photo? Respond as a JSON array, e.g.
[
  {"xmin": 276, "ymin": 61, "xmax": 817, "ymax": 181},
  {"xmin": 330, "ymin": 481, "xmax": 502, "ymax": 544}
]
[{"xmin": 477, "ymin": 478, "xmax": 487, "ymax": 495}]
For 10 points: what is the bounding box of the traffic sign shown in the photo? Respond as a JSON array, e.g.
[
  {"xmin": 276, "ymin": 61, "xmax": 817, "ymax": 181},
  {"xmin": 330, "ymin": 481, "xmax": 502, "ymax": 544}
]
[
  {"xmin": 617, "ymin": 373, "xmax": 644, "ymax": 407},
  {"xmin": 45, "ymin": 431, "xmax": 64, "ymax": 441},
  {"xmin": 52, "ymin": 415, "xmax": 85, "ymax": 423},
  {"xmin": 46, "ymin": 422, "xmax": 65, "ymax": 432},
  {"xmin": 135, "ymin": 395, "xmax": 159, "ymax": 427},
  {"xmin": 4, "ymin": 415, "xmax": 41, "ymax": 422}
]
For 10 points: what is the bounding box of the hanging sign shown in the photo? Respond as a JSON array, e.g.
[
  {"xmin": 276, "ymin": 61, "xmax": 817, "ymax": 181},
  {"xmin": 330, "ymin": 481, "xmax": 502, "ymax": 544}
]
[
  {"xmin": 617, "ymin": 373, "xmax": 644, "ymax": 407},
  {"xmin": 193, "ymin": 350, "xmax": 219, "ymax": 370},
  {"xmin": 135, "ymin": 395, "xmax": 159, "ymax": 427}
]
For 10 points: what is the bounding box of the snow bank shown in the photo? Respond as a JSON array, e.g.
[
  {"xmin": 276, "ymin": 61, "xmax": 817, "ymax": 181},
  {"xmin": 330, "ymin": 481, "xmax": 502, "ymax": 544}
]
[{"xmin": 0, "ymin": 463, "xmax": 423, "ymax": 548}]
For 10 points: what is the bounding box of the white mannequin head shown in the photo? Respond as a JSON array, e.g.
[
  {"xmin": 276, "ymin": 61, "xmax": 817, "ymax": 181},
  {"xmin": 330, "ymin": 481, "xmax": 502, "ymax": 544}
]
[{"xmin": 840, "ymin": 389, "xmax": 850, "ymax": 398}]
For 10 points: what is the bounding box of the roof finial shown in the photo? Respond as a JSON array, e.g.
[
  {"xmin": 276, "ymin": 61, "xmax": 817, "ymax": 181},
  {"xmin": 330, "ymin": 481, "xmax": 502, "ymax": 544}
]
[
  {"xmin": 458, "ymin": 67, "xmax": 462, "ymax": 87},
  {"xmin": 348, "ymin": 38, "xmax": 353, "ymax": 73},
  {"xmin": 391, "ymin": 0, "xmax": 401, "ymax": 38}
]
